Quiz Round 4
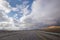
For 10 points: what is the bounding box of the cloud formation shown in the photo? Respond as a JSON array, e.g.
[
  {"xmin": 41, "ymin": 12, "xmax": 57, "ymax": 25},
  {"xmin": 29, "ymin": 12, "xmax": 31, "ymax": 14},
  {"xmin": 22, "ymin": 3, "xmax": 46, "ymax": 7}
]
[
  {"xmin": 0, "ymin": 0, "xmax": 15, "ymax": 30},
  {"xmin": 20, "ymin": 0, "xmax": 60, "ymax": 29},
  {"xmin": 0, "ymin": 0, "xmax": 11, "ymax": 13},
  {"xmin": 0, "ymin": 0, "xmax": 60, "ymax": 30},
  {"xmin": 0, "ymin": 0, "xmax": 32, "ymax": 30}
]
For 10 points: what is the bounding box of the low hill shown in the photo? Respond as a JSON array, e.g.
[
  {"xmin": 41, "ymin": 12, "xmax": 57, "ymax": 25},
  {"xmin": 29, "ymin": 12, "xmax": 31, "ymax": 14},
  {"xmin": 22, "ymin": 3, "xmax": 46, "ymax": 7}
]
[{"xmin": 43, "ymin": 26, "xmax": 60, "ymax": 33}]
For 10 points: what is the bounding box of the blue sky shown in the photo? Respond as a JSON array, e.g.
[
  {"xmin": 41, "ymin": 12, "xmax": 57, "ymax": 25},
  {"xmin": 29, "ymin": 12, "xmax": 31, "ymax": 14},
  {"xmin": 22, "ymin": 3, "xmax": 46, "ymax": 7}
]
[
  {"xmin": 7, "ymin": 0, "xmax": 34, "ymax": 7},
  {"xmin": 7, "ymin": 0, "xmax": 34, "ymax": 19}
]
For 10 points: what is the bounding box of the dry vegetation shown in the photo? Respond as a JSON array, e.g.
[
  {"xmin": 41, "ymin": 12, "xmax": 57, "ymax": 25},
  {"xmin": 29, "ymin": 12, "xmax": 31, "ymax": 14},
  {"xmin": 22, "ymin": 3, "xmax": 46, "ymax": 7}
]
[{"xmin": 42, "ymin": 26, "xmax": 60, "ymax": 33}]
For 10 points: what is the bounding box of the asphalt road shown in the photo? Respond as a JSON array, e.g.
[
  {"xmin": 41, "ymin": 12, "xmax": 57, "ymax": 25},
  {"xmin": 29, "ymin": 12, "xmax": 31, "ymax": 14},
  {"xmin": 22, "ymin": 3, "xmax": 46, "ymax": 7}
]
[{"xmin": 0, "ymin": 30, "xmax": 60, "ymax": 40}]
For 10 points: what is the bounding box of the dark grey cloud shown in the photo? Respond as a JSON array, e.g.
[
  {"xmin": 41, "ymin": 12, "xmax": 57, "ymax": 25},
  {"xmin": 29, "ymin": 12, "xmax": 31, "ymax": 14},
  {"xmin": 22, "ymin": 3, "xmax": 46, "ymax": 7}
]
[{"xmin": 20, "ymin": 0, "xmax": 60, "ymax": 29}]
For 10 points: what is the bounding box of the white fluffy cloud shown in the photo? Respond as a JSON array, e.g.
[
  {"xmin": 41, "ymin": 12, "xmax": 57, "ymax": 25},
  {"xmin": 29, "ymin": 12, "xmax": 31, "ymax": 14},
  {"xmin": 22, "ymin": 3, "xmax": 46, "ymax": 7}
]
[
  {"xmin": 0, "ymin": 0, "xmax": 10, "ymax": 22},
  {"xmin": 0, "ymin": 0, "xmax": 11, "ymax": 13},
  {"xmin": 0, "ymin": 0, "xmax": 15, "ymax": 30},
  {"xmin": 0, "ymin": 0, "xmax": 31, "ymax": 30}
]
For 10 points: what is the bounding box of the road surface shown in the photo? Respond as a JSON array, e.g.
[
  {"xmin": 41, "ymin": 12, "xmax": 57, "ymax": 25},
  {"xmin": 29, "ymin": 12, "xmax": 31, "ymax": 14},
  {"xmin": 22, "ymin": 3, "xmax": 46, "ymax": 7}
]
[{"xmin": 0, "ymin": 30, "xmax": 60, "ymax": 40}]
